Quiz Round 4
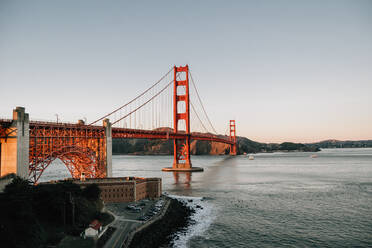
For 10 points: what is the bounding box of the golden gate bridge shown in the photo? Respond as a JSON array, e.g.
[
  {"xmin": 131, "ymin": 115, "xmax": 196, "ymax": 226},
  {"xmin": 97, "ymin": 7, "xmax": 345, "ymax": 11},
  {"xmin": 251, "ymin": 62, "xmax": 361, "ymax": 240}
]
[{"xmin": 0, "ymin": 65, "xmax": 237, "ymax": 183}]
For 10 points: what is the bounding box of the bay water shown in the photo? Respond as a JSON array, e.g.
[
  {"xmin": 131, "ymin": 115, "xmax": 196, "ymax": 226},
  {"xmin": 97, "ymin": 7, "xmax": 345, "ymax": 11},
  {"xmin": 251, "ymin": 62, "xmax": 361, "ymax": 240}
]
[{"xmin": 41, "ymin": 148, "xmax": 372, "ymax": 247}]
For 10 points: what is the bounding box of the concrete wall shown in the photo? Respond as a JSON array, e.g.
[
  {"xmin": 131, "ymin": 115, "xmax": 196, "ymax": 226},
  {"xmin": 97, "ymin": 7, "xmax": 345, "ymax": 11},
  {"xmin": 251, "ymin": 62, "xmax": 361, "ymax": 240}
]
[
  {"xmin": 146, "ymin": 180, "xmax": 162, "ymax": 198},
  {"xmin": 0, "ymin": 107, "xmax": 29, "ymax": 179},
  {"xmin": 0, "ymin": 132, "xmax": 17, "ymax": 176},
  {"xmin": 103, "ymin": 119, "xmax": 112, "ymax": 177},
  {"xmin": 14, "ymin": 107, "xmax": 29, "ymax": 179},
  {"xmin": 136, "ymin": 181, "xmax": 147, "ymax": 201}
]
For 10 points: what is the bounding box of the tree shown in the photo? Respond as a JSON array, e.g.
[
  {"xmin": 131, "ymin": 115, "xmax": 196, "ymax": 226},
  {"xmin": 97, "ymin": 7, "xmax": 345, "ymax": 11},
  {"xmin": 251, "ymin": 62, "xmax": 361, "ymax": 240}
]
[
  {"xmin": 82, "ymin": 184, "xmax": 101, "ymax": 200},
  {"xmin": 4, "ymin": 176, "xmax": 32, "ymax": 195}
]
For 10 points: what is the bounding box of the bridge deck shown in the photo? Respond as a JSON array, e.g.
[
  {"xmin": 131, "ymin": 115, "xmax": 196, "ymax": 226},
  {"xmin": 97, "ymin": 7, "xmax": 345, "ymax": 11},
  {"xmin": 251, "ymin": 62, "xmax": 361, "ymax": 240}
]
[{"xmin": 0, "ymin": 119, "xmax": 234, "ymax": 145}]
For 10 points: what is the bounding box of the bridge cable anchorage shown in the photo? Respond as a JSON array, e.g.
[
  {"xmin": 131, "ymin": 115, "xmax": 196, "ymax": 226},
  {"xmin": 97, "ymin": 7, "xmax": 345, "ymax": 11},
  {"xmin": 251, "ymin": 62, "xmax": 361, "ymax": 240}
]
[
  {"xmin": 111, "ymin": 79, "xmax": 173, "ymax": 125},
  {"xmin": 89, "ymin": 67, "xmax": 173, "ymax": 126},
  {"xmin": 189, "ymin": 69, "xmax": 218, "ymax": 134}
]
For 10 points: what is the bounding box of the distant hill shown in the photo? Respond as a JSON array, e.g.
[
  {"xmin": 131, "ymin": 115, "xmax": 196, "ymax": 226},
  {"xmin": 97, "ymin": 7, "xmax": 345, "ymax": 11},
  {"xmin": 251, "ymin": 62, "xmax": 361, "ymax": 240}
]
[
  {"xmin": 112, "ymin": 135, "xmax": 320, "ymax": 155},
  {"xmin": 309, "ymin": 140, "xmax": 372, "ymax": 148}
]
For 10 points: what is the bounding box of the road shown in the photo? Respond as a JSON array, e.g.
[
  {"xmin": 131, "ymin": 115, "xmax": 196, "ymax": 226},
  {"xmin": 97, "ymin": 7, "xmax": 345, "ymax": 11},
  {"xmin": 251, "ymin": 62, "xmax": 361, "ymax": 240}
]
[
  {"xmin": 103, "ymin": 220, "xmax": 139, "ymax": 248},
  {"xmin": 102, "ymin": 197, "xmax": 166, "ymax": 248}
]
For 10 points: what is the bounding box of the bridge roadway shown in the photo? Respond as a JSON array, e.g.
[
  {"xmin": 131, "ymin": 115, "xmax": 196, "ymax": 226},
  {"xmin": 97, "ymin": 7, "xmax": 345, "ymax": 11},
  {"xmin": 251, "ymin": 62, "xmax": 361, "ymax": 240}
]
[
  {"xmin": 1, "ymin": 119, "xmax": 234, "ymax": 145},
  {"xmin": 1, "ymin": 117, "xmax": 235, "ymax": 182},
  {"xmin": 112, "ymin": 127, "xmax": 234, "ymax": 144}
]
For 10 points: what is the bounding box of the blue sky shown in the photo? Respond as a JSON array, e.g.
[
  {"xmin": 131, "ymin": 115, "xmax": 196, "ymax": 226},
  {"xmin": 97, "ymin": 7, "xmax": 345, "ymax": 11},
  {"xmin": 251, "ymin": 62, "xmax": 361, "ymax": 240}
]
[{"xmin": 1, "ymin": 0, "xmax": 371, "ymax": 142}]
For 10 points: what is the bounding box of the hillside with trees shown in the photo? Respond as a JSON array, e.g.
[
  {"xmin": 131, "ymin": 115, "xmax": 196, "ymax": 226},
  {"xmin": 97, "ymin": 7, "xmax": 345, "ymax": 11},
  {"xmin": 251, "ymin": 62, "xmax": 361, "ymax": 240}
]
[
  {"xmin": 112, "ymin": 136, "xmax": 320, "ymax": 155},
  {"xmin": 0, "ymin": 177, "xmax": 112, "ymax": 248},
  {"xmin": 309, "ymin": 140, "xmax": 372, "ymax": 148}
]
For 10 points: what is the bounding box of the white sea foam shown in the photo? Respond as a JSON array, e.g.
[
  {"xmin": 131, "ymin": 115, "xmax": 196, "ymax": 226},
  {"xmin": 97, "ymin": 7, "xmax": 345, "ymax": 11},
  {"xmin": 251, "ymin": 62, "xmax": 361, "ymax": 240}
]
[{"xmin": 167, "ymin": 194, "xmax": 218, "ymax": 248}]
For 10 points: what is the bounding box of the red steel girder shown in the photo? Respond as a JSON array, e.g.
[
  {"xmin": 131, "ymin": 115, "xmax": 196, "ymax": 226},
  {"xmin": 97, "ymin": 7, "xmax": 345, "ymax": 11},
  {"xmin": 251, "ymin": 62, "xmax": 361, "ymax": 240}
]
[
  {"xmin": 27, "ymin": 121, "xmax": 233, "ymax": 183},
  {"xmin": 28, "ymin": 123, "xmax": 106, "ymax": 183}
]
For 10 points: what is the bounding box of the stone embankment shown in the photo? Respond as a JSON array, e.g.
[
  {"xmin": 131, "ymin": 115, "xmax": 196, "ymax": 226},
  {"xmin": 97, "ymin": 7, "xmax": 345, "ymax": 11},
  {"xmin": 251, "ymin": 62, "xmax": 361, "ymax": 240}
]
[{"xmin": 126, "ymin": 197, "xmax": 194, "ymax": 248}]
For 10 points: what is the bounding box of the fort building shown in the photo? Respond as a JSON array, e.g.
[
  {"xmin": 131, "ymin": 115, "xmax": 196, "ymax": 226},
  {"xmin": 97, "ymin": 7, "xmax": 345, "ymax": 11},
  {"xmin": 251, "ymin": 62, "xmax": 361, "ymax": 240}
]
[{"xmin": 72, "ymin": 177, "xmax": 162, "ymax": 203}]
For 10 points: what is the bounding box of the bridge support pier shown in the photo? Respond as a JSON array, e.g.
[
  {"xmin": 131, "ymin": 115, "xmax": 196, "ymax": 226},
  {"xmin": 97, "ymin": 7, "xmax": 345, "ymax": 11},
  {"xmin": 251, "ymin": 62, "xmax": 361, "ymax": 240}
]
[
  {"xmin": 0, "ymin": 107, "xmax": 29, "ymax": 179},
  {"xmin": 103, "ymin": 119, "xmax": 112, "ymax": 177}
]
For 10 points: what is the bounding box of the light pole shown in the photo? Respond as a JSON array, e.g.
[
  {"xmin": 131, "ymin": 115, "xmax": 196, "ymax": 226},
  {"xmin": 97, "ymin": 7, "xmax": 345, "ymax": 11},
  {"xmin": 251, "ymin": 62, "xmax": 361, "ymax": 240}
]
[{"xmin": 55, "ymin": 114, "xmax": 59, "ymax": 123}]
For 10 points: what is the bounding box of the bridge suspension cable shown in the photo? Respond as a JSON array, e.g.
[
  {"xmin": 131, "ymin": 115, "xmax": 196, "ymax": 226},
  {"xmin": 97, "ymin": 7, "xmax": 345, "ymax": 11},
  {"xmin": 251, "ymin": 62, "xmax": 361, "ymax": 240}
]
[
  {"xmin": 90, "ymin": 66, "xmax": 220, "ymax": 136},
  {"xmin": 189, "ymin": 69, "xmax": 218, "ymax": 134},
  {"xmin": 111, "ymin": 79, "xmax": 173, "ymax": 126},
  {"xmin": 89, "ymin": 67, "xmax": 173, "ymax": 126},
  {"xmin": 190, "ymin": 101, "xmax": 208, "ymax": 133}
]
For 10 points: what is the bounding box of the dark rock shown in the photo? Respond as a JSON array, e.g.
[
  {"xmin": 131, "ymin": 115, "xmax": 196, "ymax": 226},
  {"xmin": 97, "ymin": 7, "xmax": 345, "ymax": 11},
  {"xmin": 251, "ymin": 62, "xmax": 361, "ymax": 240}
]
[{"xmin": 128, "ymin": 198, "xmax": 193, "ymax": 248}]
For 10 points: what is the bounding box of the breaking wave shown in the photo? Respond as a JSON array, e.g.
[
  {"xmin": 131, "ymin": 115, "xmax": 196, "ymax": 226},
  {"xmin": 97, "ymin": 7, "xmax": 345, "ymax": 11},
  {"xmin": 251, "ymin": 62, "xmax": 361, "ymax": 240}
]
[{"xmin": 167, "ymin": 195, "xmax": 218, "ymax": 248}]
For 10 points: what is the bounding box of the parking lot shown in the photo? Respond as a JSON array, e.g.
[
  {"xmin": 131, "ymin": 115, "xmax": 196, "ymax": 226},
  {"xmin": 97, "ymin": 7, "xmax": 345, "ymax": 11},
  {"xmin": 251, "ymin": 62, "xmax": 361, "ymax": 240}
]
[
  {"xmin": 106, "ymin": 197, "xmax": 165, "ymax": 222},
  {"xmin": 102, "ymin": 197, "xmax": 167, "ymax": 248}
]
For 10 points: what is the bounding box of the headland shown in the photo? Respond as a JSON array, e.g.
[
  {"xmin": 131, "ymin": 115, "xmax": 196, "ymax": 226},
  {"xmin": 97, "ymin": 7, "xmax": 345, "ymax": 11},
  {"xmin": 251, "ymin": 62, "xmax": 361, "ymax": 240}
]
[{"xmin": 0, "ymin": 175, "xmax": 193, "ymax": 248}]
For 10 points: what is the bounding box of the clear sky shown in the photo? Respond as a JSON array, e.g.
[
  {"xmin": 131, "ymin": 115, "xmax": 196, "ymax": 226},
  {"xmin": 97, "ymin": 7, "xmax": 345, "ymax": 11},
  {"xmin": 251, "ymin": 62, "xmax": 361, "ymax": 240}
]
[{"xmin": 1, "ymin": 0, "xmax": 371, "ymax": 143}]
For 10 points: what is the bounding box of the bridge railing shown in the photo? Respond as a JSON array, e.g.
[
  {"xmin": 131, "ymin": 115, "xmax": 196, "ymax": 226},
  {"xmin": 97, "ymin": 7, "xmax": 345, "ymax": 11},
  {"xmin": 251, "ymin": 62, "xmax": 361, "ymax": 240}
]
[
  {"xmin": 0, "ymin": 118, "xmax": 12, "ymax": 122},
  {"xmin": 30, "ymin": 118, "xmax": 76, "ymax": 125},
  {"xmin": 0, "ymin": 117, "xmax": 79, "ymax": 126}
]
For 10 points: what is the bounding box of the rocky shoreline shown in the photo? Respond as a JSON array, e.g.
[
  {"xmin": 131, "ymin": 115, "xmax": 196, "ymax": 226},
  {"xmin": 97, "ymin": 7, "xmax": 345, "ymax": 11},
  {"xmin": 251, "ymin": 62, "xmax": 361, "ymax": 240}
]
[{"xmin": 128, "ymin": 197, "xmax": 194, "ymax": 248}]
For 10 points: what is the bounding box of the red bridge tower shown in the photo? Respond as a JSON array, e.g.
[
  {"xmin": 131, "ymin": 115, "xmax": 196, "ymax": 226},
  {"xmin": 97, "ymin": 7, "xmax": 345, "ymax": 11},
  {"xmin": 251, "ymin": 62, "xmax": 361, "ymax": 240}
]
[
  {"xmin": 162, "ymin": 65, "xmax": 203, "ymax": 172},
  {"xmin": 173, "ymin": 65, "xmax": 191, "ymax": 168},
  {"xmin": 230, "ymin": 120, "xmax": 237, "ymax": 155}
]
